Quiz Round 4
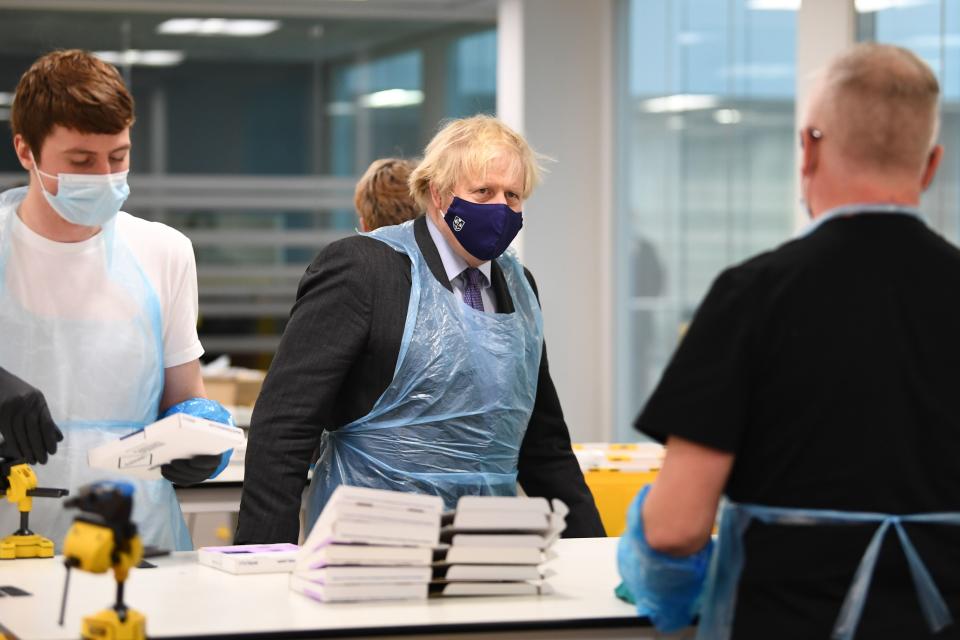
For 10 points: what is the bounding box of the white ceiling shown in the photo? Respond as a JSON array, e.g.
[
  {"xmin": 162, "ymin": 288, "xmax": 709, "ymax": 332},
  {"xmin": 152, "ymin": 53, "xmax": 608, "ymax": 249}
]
[{"xmin": 0, "ymin": 0, "xmax": 498, "ymax": 22}]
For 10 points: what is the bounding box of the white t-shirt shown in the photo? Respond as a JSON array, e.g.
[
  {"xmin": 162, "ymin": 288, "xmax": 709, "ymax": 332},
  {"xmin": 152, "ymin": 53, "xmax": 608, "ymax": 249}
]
[{"xmin": 8, "ymin": 211, "xmax": 204, "ymax": 369}]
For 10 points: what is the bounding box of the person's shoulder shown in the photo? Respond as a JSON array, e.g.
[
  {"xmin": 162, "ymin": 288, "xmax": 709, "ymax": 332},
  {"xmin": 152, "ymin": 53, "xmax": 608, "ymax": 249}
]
[
  {"xmin": 731, "ymin": 213, "xmax": 917, "ymax": 278},
  {"xmin": 703, "ymin": 237, "xmax": 811, "ymax": 303},
  {"xmin": 331, "ymin": 233, "xmax": 404, "ymax": 255},
  {"xmin": 296, "ymin": 234, "xmax": 412, "ymax": 303},
  {"xmin": 725, "ymin": 228, "xmax": 824, "ymax": 280},
  {"xmin": 0, "ymin": 187, "xmax": 26, "ymax": 243},
  {"xmin": 493, "ymin": 249, "xmax": 538, "ymax": 293},
  {"xmin": 115, "ymin": 212, "xmax": 193, "ymax": 263},
  {"xmin": 898, "ymin": 218, "xmax": 960, "ymax": 262},
  {"xmin": 490, "ymin": 252, "xmax": 541, "ymax": 303},
  {"xmin": 304, "ymin": 233, "xmax": 410, "ymax": 280},
  {"xmin": 317, "ymin": 233, "xmax": 407, "ymax": 264},
  {"xmin": 521, "ymin": 265, "xmax": 538, "ymax": 295},
  {"xmin": 116, "ymin": 212, "xmax": 191, "ymax": 250},
  {"xmin": 117, "ymin": 211, "xmax": 187, "ymax": 240}
]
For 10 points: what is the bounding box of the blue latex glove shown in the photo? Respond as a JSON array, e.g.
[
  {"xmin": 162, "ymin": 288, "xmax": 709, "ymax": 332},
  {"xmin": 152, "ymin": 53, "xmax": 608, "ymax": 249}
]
[
  {"xmin": 160, "ymin": 398, "xmax": 235, "ymax": 482},
  {"xmin": 616, "ymin": 483, "xmax": 714, "ymax": 633}
]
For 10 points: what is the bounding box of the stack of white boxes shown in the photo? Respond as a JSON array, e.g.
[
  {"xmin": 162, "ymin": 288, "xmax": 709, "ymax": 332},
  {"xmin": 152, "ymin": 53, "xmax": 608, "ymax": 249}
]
[
  {"xmin": 290, "ymin": 486, "xmax": 443, "ymax": 602},
  {"xmin": 431, "ymin": 496, "xmax": 567, "ymax": 597}
]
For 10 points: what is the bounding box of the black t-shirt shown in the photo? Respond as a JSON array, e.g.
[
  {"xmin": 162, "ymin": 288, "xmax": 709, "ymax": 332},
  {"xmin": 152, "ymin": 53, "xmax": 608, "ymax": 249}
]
[{"xmin": 636, "ymin": 213, "xmax": 960, "ymax": 639}]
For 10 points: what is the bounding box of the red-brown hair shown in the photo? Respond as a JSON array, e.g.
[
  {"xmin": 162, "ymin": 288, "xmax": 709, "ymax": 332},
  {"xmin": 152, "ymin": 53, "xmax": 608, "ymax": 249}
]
[
  {"xmin": 11, "ymin": 49, "xmax": 135, "ymax": 161},
  {"xmin": 354, "ymin": 158, "xmax": 421, "ymax": 230}
]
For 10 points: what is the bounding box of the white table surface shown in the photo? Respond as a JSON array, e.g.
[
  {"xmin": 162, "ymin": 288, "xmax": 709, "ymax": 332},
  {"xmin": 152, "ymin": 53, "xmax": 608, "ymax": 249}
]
[{"xmin": 0, "ymin": 537, "xmax": 663, "ymax": 639}]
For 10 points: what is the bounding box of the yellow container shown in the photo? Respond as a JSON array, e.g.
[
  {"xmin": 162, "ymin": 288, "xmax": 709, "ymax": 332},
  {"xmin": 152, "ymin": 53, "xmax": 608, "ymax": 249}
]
[{"xmin": 583, "ymin": 468, "xmax": 659, "ymax": 537}]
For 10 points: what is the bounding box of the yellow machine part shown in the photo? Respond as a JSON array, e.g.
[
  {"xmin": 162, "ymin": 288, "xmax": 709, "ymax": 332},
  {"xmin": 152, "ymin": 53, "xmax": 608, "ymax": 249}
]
[
  {"xmin": 0, "ymin": 464, "xmax": 55, "ymax": 559},
  {"xmin": 81, "ymin": 608, "xmax": 146, "ymax": 640},
  {"xmin": 0, "ymin": 533, "xmax": 54, "ymax": 559},
  {"xmin": 583, "ymin": 469, "xmax": 659, "ymax": 537},
  {"xmin": 63, "ymin": 521, "xmax": 115, "ymax": 573},
  {"xmin": 63, "ymin": 518, "xmax": 145, "ymax": 638},
  {"xmin": 63, "ymin": 522, "xmax": 143, "ymax": 580},
  {"xmin": 5, "ymin": 464, "xmax": 36, "ymax": 513},
  {"xmin": 113, "ymin": 535, "xmax": 143, "ymax": 583}
]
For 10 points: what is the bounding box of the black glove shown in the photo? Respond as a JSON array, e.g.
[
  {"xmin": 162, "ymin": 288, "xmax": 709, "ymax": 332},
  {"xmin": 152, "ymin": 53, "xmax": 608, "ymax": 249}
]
[
  {"xmin": 0, "ymin": 368, "xmax": 63, "ymax": 465},
  {"xmin": 160, "ymin": 454, "xmax": 223, "ymax": 486}
]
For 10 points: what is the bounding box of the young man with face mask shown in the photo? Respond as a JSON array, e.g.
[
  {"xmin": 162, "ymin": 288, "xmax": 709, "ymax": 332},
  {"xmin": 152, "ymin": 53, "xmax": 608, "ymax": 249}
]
[
  {"xmin": 237, "ymin": 115, "xmax": 604, "ymax": 543},
  {"xmin": 0, "ymin": 50, "xmax": 230, "ymax": 551}
]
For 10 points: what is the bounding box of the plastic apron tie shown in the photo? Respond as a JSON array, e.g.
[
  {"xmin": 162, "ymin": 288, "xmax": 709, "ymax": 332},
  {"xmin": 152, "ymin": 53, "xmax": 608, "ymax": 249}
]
[
  {"xmin": 0, "ymin": 187, "xmax": 191, "ymax": 551},
  {"xmin": 698, "ymin": 501, "xmax": 960, "ymax": 640},
  {"xmin": 305, "ymin": 220, "xmax": 544, "ymax": 528}
]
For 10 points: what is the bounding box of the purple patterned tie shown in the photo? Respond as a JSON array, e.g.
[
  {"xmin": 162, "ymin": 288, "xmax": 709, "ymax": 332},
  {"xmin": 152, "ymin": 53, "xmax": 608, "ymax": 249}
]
[{"xmin": 461, "ymin": 267, "xmax": 486, "ymax": 312}]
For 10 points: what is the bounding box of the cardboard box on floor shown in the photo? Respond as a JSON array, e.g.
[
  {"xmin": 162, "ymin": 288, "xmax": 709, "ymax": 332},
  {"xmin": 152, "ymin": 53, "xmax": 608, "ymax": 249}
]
[{"xmin": 203, "ymin": 369, "xmax": 266, "ymax": 407}]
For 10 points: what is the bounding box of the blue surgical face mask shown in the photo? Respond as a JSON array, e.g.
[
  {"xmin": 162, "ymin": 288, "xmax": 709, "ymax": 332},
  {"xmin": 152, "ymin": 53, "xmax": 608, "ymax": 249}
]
[
  {"xmin": 443, "ymin": 196, "xmax": 523, "ymax": 262},
  {"xmin": 32, "ymin": 156, "xmax": 130, "ymax": 227}
]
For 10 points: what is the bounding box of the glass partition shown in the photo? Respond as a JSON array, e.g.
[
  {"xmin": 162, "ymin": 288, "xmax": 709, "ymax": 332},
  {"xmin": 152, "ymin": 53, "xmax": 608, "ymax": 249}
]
[{"xmin": 615, "ymin": 0, "xmax": 798, "ymax": 438}]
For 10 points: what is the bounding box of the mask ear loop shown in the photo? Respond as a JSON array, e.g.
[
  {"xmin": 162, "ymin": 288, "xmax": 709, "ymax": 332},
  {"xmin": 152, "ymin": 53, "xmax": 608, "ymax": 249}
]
[{"xmin": 29, "ymin": 152, "xmax": 58, "ymax": 198}]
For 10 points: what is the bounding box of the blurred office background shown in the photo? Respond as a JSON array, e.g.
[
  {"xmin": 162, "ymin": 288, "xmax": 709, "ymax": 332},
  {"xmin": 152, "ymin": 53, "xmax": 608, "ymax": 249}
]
[{"xmin": 0, "ymin": 0, "xmax": 955, "ymax": 443}]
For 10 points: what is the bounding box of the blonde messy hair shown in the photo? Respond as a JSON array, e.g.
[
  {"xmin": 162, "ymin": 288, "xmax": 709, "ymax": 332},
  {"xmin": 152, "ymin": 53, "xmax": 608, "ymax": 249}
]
[{"xmin": 409, "ymin": 114, "xmax": 544, "ymax": 211}]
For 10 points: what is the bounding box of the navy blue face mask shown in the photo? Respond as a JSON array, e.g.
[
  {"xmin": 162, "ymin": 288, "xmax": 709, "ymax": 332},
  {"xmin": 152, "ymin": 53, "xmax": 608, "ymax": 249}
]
[{"xmin": 443, "ymin": 196, "xmax": 523, "ymax": 262}]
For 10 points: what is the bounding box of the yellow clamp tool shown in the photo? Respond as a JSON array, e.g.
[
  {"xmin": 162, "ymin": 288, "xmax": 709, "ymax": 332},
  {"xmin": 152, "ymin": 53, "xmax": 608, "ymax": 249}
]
[
  {"xmin": 0, "ymin": 463, "xmax": 68, "ymax": 559},
  {"xmin": 59, "ymin": 482, "xmax": 146, "ymax": 640}
]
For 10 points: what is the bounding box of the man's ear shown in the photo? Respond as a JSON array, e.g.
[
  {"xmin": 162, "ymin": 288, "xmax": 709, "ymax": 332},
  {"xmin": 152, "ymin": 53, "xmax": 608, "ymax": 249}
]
[
  {"xmin": 800, "ymin": 127, "xmax": 820, "ymax": 178},
  {"xmin": 429, "ymin": 183, "xmax": 445, "ymax": 213},
  {"xmin": 13, "ymin": 134, "xmax": 34, "ymax": 172},
  {"xmin": 921, "ymin": 144, "xmax": 944, "ymax": 191}
]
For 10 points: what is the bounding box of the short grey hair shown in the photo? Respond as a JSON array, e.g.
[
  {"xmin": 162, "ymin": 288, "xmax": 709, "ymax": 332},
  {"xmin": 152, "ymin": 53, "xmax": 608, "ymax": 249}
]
[{"xmin": 819, "ymin": 43, "xmax": 939, "ymax": 174}]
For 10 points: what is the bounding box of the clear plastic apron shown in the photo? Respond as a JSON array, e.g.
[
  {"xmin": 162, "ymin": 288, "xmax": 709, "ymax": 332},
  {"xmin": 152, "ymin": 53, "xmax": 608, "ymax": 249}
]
[
  {"xmin": 698, "ymin": 501, "xmax": 960, "ymax": 640},
  {"xmin": 305, "ymin": 220, "xmax": 544, "ymax": 528},
  {"xmin": 0, "ymin": 187, "xmax": 191, "ymax": 551}
]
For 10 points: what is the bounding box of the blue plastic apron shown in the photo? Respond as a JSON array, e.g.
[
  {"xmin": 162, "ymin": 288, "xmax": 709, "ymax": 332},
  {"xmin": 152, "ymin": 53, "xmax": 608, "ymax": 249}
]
[
  {"xmin": 698, "ymin": 501, "xmax": 960, "ymax": 640},
  {"xmin": 305, "ymin": 220, "xmax": 544, "ymax": 527},
  {"xmin": 0, "ymin": 187, "xmax": 191, "ymax": 551}
]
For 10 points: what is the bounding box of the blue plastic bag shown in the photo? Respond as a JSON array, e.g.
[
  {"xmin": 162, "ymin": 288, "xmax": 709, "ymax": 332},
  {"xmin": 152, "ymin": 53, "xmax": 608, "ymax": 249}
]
[
  {"xmin": 160, "ymin": 397, "xmax": 235, "ymax": 479},
  {"xmin": 616, "ymin": 483, "xmax": 714, "ymax": 633}
]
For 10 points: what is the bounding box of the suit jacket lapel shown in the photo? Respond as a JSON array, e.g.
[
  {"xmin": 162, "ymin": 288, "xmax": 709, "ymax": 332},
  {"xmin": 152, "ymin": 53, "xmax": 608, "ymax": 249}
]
[
  {"xmin": 490, "ymin": 262, "xmax": 516, "ymax": 314},
  {"xmin": 413, "ymin": 215, "xmax": 453, "ymax": 292}
]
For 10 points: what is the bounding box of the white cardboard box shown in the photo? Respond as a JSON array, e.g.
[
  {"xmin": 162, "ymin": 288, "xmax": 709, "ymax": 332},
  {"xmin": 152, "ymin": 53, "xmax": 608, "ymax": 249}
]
[
  {"xmin": 87, "ymin": 414, "xmax": 245, "ymax": 479},
  {"xmin": 302, "ymin": 485, "xmax": 444, "ymax": 551},
  {"xmin": 199, "ymin": 544, "xmax": 299, "ymax": 575}
]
